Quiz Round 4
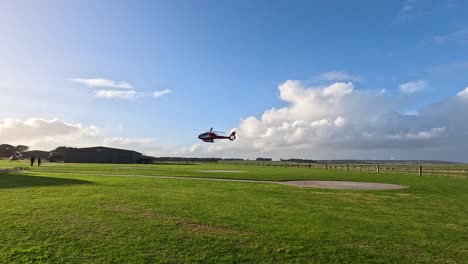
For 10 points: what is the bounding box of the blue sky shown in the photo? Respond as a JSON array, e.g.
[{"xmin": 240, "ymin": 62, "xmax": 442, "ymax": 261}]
[{"xmin": 1, "ymin": 1, "xmax": 468, "ymax": 161}]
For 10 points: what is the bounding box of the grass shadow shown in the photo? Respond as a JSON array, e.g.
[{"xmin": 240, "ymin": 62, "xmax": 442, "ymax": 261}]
[{"xmin": 0, "ymin": 172, "xmax": 92, "ymax": 189}]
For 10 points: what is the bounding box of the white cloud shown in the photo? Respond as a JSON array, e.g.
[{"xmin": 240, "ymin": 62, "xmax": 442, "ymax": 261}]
[
  {"xmin": 0, "ymin": 118, "xmax": 99, "ymax": 150},
  {"xmin": 71, "ymin": 78, "xmax": 133, "ymax": 89},
  {"xmin": 457, "ymin": 87, "xmax": 468, "ymax": 98},
  {"xmin": 320, "ymin": 71, "xmax": 361, "ymax": 82},
  {"xmin": 322, "ymin": 82, "xmax": 354, "ymax": 97},
  {"xmin": 70, "ymin": 78, "xmax": 172, "ymax": 101},
  {"xmin": 334, "ymin": 116, "xmax": 345, "ymax": 127},
  {"xmin": 178, "ymin": 81, "xmax": 468, "ymax": 162},
  {"xmin": 71, "ymin": 78, "xmax": 172, "ymax": 100},
  {"xmin": 433, "ymin": 28, "xmax": 468, "ymax": 45},
  {"xmin": 399, "ymin": 80, "xmax": 428, "ymax": 94},
  {"xmin": 153, "ymin": 89, "xmax": 172, "ymax": 97},
  {"xmin": 94, "ymin": 90, "xmax": 140, "ymax": 100}
]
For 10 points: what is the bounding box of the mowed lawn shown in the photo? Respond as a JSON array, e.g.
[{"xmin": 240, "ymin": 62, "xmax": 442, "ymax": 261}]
[{"xmin": 0, "ymin": 161, "xmax": 467, "ymax": 263}]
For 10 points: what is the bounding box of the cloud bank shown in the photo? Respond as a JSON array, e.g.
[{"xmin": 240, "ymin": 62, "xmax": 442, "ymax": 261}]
[
  {"xmin": 0, "ymin": 118, "xmax": 161, "ymax": 155},
  {"xmin": 182, "ymin": 80, "xmax": 468, "ymax": 162},
  {"xmin": 3, "ymin": 80, "xmax": 468, "ymax": 162},
  {"xmin": 0, "ymin": 118, "xmax": 98, "ymax": 150}
]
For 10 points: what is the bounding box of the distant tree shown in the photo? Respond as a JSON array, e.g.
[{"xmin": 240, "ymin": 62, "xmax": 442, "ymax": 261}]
[
  {"xmin": 51, "ymin": 146, "xmax": 75, "ymax": 154},
  {"xmin": 48, "ymin": 152, "xmax": 64, "ymax": 162},
  {"xmin": 15, "ymin": 145, "xmax": 29, "ymax": 153},
  {"xmin": 280, "ymin": 158, "xmax": 317, "ymax": 163},
  {"xmin": 0, "ymin": 144, "xmax": 16, "ymax": 157},
  {"xmin": 153, "ymin": 157, "xmax": 221, "ymax": 163},
  {"xmin": 47, "ymin": 146, "xmax": 75, "ymax": 162}
]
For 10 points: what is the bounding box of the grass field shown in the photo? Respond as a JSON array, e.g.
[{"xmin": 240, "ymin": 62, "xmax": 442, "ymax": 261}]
[
  {"xmin": 0, "ymin": 161, "xmax": 467, "ymax": 263},
  {"xmin": 221, "ymin": 161, "xmax": 468, "ymax": 178}
]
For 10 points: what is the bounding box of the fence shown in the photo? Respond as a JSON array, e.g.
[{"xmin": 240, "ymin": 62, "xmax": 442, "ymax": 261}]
[{"xmin": 218, "ymin": 161, "xmax": 468, "ymax": 179}]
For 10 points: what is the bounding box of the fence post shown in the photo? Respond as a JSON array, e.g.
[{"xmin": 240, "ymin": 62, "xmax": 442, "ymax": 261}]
[
  {"xmin": 346, "ymin": 164, "xmax": 349, "ymax": 171},
  {"xmin": 376, "ymin": 165, "xmax": 380, "ymax": 173},
  {"xmin": 418, "ymin": 166, "xmax": 422, "ymax": 176},
  {"xmin": 325, "ymin": 164, "xmax": 328, "ymax": 170}
]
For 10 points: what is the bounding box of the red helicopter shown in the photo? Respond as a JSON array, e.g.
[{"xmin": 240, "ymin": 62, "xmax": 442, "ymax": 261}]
[{"xmin": 197, "ymin": 128, "xmax": 236, "ymax": 143}]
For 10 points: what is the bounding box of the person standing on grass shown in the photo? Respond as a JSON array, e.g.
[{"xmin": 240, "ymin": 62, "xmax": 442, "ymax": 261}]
[
  {"xmin": 38, "ymin": 157, "xmax": 42, "ymax": 167},
  {"xmin": 30, "ymin": 156, "xmax": 35, "ymax": 167}
]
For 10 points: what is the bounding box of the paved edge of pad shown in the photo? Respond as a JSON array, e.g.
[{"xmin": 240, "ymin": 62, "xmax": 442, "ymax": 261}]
[{"xmin": 279, "ymin": 180, "xmax": 408, "ymax": 190}]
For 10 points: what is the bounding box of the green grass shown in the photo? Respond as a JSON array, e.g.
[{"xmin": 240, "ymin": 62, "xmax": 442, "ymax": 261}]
[{"xmin": 0, "ymin": 161, "xmax": 467, "ymax": 263}]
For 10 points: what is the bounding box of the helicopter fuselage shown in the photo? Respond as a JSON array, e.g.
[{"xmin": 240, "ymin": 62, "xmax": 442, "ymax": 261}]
[{"xmin": 198, "ymin": 131, "xmax": 236, "ymax": 143}]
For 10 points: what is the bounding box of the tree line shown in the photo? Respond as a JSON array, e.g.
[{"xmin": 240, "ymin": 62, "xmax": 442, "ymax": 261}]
[{"xmin": 0, "ymin": 144, "xmax": 29, "ymax": 157}]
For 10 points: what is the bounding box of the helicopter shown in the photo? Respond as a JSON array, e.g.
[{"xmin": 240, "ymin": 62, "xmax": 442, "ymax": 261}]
[
  {"xmin": 196, "ymin": 128, "xmax": 236, "ymax": 143},
  {"xmin": 9, "ymin": 152, "xmax": 22, "ymax": 161}
]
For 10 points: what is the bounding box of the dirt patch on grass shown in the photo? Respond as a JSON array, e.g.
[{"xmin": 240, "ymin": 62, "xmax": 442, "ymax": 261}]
[
  {"xmin": 280, "ymin": 181, "xmax": 408, "ymax": 190},
  {"xmin": 175, "ymin": 220, "xmax": 244, "ymax": 235},
  {"xmin": 0, "ymin": 169, "xmax": 18, "ymax": 173}
]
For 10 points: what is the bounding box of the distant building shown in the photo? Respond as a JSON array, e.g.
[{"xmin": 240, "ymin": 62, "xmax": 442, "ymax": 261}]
[
  {"xmin": 22, "ymin": 150, "xmax": 50, "ymax": 159},
  {"xmin": 64, "ymin": 146, "xmax": 142, "ymax": 164}
]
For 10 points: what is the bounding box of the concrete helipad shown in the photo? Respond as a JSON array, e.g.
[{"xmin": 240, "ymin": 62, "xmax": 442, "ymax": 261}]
[{"xmin": 280, "ymin": 180, "xmax": 408, "ymax": 190}]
